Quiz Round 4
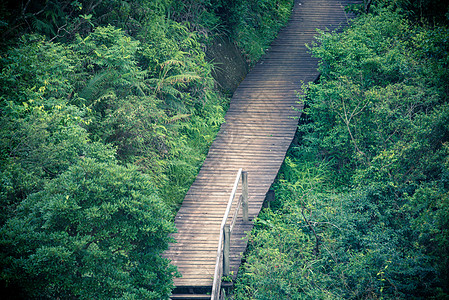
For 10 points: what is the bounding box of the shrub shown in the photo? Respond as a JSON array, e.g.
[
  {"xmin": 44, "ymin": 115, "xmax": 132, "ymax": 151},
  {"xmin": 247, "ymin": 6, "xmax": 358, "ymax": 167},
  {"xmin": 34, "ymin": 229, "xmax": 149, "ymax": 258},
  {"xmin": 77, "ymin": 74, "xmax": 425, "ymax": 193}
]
[{"xmin": 0, "ymin": 158, "xmax": 177, "ymax": 299}]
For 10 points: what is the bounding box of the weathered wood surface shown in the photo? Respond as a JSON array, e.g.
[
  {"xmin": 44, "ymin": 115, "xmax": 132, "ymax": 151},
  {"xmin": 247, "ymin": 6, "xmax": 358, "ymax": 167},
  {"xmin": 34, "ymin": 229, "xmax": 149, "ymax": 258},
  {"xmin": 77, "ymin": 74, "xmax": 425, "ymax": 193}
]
[{"xmin": 165, "ymin": 0, "xmax": 356, "ymax": 290}]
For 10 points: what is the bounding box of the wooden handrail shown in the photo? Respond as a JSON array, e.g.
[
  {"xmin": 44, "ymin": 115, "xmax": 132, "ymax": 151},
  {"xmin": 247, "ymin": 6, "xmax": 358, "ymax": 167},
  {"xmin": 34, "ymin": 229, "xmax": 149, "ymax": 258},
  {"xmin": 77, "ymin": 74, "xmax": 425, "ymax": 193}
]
[{"xmin": 211, "ymin": 169, "xmax": 248, "ymax": 300}]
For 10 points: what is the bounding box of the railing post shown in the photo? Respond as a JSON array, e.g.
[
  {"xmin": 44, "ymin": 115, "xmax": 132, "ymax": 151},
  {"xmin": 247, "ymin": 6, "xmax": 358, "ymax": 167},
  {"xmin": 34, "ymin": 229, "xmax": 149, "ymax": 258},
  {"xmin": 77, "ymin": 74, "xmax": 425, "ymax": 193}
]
[
  {"xmin": 223, "ymin": 224, "xmax": 231, "ymax": 276},
  {"xmin": 242, "ymin": 171, "xmax": 248, "ymax": 222}
]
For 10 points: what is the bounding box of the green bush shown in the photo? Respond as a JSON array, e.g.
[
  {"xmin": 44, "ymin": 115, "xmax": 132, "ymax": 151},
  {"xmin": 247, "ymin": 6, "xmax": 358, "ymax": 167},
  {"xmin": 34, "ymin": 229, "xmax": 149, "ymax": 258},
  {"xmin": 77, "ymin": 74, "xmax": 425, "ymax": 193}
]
[
  {"xmin": 229, "ymin": 0, "xmax": 294, "ymax": 64},
  {"xmin": 1, "ymin": 158, "xmax": 177, "ymax": 299},
  {"xmin": 233, "ymin": 4, "xmax": 449, "ymax": 299}
]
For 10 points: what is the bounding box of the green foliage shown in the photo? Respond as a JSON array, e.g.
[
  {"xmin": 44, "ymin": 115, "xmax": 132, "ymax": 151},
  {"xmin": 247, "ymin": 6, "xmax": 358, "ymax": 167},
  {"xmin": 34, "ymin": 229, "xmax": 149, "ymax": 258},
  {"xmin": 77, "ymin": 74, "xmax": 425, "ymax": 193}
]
[
  {"xmin": 229, "ymin": 0, "xmax": 294, "ymax": 64},
  {"xmin": 170, "ymin": 0, "xmax": 222, "ymax": 33},
  {"xmin": 389, "ymin": 0, "xmax": 449, "ymax": 25},
  {"xmin": 0, "ymin": 34, "xmax": 78, "ymax": 106},
  {"xmin": 0, "ymin": 0, "xmax": 295, "ymax": 297},
  {"xmin": 234, "ymin": 152, "xmax": 445, "ymax": 299},
  {"xmin": 0, "ymin": 0, "xmax": 175, "ymax": 46},
  {"xmin": 233, "ymin": 215, "xmax": 316, "ymax": 299},
  {"xmin": 233, "ymin": 156, "xmax": 330, "ymax": 299},
  {"xmin": 0, "ymin": 4, "xmax": 212, "ymax": 298},
  {"xmin": 1, "ymin": 158, "xmax": 177, "ymax": 299},
  {"xmin": 0, "ymin": 34, "xmax": 114, "ymax": 225},
  {"xmin": 302, "ymin": 9, "xmax": 448, "ymax": 182},
  {"xmin": 0, "ymin": 104, "xmax": 115, "ymax": 216},
  {"xmin": 233, "ymin": 4, "xmax": 449, "ymax": 300},
  {"xmin": 169, "ymin": 0, "xmax": 294, "ymax": 64}
]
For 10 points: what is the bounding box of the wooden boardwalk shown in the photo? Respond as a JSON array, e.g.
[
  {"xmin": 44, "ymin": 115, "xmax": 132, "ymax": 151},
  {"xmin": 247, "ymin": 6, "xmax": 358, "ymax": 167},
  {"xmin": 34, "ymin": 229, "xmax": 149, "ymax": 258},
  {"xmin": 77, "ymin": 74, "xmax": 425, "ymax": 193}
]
[{"xmin": 165, "ymin": 0, "xmax": 356, "ymax": 297}]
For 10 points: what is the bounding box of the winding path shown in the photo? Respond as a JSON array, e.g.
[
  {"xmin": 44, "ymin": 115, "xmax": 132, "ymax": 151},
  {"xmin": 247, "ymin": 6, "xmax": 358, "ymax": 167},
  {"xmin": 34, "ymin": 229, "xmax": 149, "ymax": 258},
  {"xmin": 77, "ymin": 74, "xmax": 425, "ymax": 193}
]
[{"xmin": 165, "ymin": 0, "xmax": 356, "ymax": 298}]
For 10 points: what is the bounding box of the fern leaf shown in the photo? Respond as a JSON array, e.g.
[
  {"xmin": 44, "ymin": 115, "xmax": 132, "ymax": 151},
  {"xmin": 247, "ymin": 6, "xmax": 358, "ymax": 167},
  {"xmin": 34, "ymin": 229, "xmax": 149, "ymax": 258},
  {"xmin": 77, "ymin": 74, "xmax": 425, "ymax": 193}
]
[
  {"xmin": 160, "ymin": 59, "xmax": 185, "ymax": 69},
  {"xmin": 158, "ymin": 85, "xmax": 183, "ymax": 98},
  {"xmin": 164, "ymin": 73, "xmax": 200, "ymax": 85},
  {"xmin": 166, "ymin": 114, "xmax": 191, "ymax": 124}
]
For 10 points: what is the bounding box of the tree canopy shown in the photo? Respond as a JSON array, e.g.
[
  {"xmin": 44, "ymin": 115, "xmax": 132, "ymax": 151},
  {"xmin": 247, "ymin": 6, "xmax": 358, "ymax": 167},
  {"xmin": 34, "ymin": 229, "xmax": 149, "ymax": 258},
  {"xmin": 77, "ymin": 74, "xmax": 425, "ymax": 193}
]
[
  {"xmin": 0, "ymin": 0, "xmax": 294, "ymax": 298},
  {"xmin": 232, "ymin": 1, "xmax": 449, "ymax": 299}
]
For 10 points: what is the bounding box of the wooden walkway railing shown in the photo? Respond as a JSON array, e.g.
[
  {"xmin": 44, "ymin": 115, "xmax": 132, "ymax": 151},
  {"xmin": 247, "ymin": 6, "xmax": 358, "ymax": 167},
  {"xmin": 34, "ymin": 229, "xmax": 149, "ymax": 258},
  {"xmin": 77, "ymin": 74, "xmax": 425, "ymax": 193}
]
[
  {"xmin": 210, "ymin": 169, "xmax": 248, "ymax": 300},
  {"xmin": 166, "ymin": 1, "xmax": 357, "ymax": 299}
]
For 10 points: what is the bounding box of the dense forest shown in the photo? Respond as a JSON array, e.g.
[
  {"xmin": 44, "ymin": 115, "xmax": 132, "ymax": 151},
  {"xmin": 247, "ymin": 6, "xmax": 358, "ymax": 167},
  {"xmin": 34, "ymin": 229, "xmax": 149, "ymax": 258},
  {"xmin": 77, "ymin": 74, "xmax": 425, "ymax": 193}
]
[
  {"xmin": 232, "ymin": 0, "xmax": 449, "ymax": 299},
  {"xmin": 1, "ymin": 0, "xmax": 448, "ymax": 299},
  {"xmin": 0, "ymin": 0, "xmax": 293, "ymax": 298}
]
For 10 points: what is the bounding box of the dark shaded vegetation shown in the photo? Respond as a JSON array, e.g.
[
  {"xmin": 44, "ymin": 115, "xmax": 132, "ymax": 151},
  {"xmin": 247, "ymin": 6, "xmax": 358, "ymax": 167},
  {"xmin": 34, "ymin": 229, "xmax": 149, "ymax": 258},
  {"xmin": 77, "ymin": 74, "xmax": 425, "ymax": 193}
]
[
  {"xmin": 0, "ymin": 0, "xmax": 293, "ymax": 298},
  {"xmin": 232, "ymin": 1, "xmax": 449, "ymax": 299}
]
